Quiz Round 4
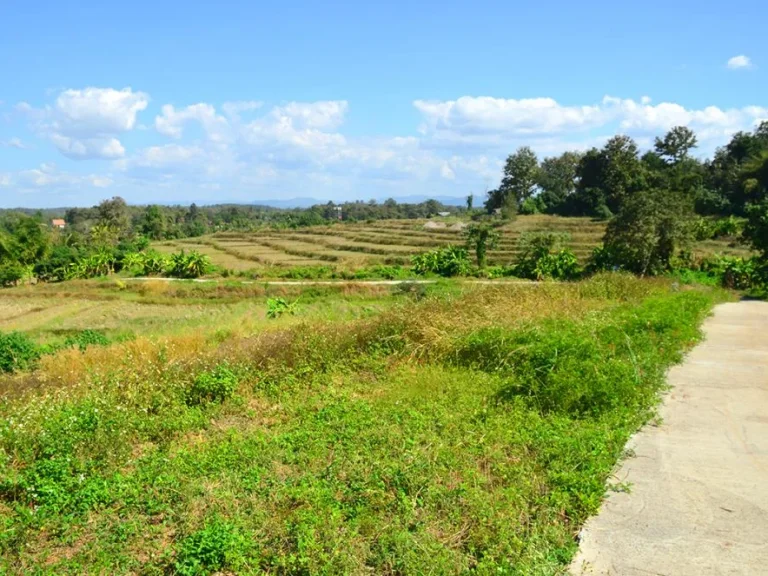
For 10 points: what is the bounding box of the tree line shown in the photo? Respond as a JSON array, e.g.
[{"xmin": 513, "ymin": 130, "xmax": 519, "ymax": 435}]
[{"xmin": 483, "ymin": 123, "xmax": 768, "ymax": 219}]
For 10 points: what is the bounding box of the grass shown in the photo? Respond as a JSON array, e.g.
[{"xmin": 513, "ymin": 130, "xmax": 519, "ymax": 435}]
[
  {"xmin": 153, "ymin": 216, "xmax": 749, "ymax": 276},
  {"xmin": 0, "ymin": 274, "xmax": 728, "ymax": 574}
]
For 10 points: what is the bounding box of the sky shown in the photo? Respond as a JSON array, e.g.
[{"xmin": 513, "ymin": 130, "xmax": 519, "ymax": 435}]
[{"xmin": 0, "ymin": 0, "xmax": 766, "ymax": 208}]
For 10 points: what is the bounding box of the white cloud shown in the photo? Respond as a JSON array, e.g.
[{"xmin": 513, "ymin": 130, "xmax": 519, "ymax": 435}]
[
  {"xmin": 10, "ymin": 163, "xmax": 113, "ymax": 190},
  {"xmin": 271, "ymin": 101, "xmax": 348, "ymax": 130},
  {"xmin": 19, "ymin": 87, "xmax": 149, "ymax": 160},
  {"xmin": 54, "ymin": 87, "xmax": 148, "ymax": 134},
  {"xmin": 727, "ymin": 55, "xmax": 751, "ymax": 69},
  {"xmin": 414, "ymin": 95, "xmax": 768, "ymax": 151},
  {"xmin": 49, "ymin": 134, "xmax": 125, "ymax": 160},
  {"xmin": 1, "ymin": 137, "xmax": 26, "ymax": 149},
  {"xmin": 155, "ymin": 103, "xmax": 229, "ymax": 140}
]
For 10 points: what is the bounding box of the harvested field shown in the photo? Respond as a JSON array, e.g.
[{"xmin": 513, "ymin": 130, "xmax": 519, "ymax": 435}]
[{"xmin": 154, "ymin": 215, "xmax": 749, "ymax": 274}]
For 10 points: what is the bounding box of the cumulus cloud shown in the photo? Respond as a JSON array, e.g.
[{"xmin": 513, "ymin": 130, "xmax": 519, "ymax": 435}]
[
  {"xmin": 727, "ymin": 55, "xmax": 752, "ymax": 69},
  {"xmin": 10, "ymin": 89, "xmax": 768, "ymax": 207},
  {"xmin": 413, "ymin": 95, "xmax": 768, "ymax": 151},
  {"xmin": 19, "ymin": 87, "xmax": 149, "ymax": 160},
  {"xmin": 155, "ymin": 103, "xmax": 229, "ymax": 140}
]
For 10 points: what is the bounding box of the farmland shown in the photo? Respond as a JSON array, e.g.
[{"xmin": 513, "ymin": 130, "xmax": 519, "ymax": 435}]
[
  {"xmin": 153, "ymin": 215, "xmax": 751, "ymax": 275},
  {"xmin": 0, "ymin": 273, "xmax": 730, "ymax": 574}
]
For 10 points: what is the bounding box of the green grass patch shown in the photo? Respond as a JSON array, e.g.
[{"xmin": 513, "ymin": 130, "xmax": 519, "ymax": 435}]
[{"xmin": 0, "ymin": 278, "xmax": 724, "ymax": 573}]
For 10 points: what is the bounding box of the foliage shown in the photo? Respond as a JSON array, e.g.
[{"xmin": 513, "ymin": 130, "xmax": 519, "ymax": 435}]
[
  {"xmin": 0, "ymin": 331, "xmax": 40, "ymax": 373},
  {"xmin": 175, "ymin": 517, "xmax": 250, "ymax": 575},
  {"xmin": 0, "ymin": 278, "xmax": 723, "ymax": 573},
  {"xmin": 185, "ymin": 365, "xmax": 239, "ymax": 406},
  {"xmin": 411, "ymin": 245, "xmax": 471, "ymax": 277},
  {"xmin": 485, "ymin": 146, "xmax": 539, "ymax": 212},
  {"xmin": 266, "ymin": 297, "xmax": 300, "ymax": 319},
  {"xmin": 168, "ymin": 250, "xmax": 211, "ymax": 279},
  {"xmin": 599, "ymin": 189, "xmax": 694, "ymax": 275},
  {"xmin": 742, "ymin": 199, "xmax": 768, "ymax": 258},
  {"xmin": 63, "ymin": 329, "xmax": 111, "ymax": 352},
  {"xmin": 0, "ymin": 262, "xmax": 27, "ymax": 287},
  {"xmin": 513, "ymin": 232, "xmax": 580, "ymax": 280},
  {"xmin": 463, "ymin": 223, "xmax": 500, "ymax": 268}
]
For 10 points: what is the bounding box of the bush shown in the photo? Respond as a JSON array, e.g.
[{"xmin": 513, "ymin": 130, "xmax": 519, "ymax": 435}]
[
  {"xmin": 63, "ymin": 329, "xmax": 110, "ymax": 352},
  {"xmin": 0, "ymin": 262, "xmax": 27, "ymax": 287},
  {"xmin": 168, "ymin": 250, "xmax": 211, "ymax": 279},
  {"xmin": 266, "ymin": 297, "xmax": 299, "ymax": 319},
  {"xmin": 0, "ymin": 331, "xmax": 40, "ymax": 373},
  {"xmin": 185, "ymin": 365, "xmax": 239, "ymax": 406},
  {"xmin": 174, "ymin": 517, "xmax": 250, "ymax": 575},
  {"xmin": 411, "ymin": 246, "xmax": 471, "ymax": 277},
  {"xmin": 513, "ymin": 232, "xmax": 580, "ymax": 280}
]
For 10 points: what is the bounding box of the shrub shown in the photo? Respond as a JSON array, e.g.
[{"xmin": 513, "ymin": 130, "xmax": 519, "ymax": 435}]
[
  {"xmin": 0, "ymin": 331, "xmax": 40, "ymax": 373},
  {"xmin": 0, "ymin": 262, "xmax": 27, "ymax": 287},
  {"xmin": 174, "ymin": 517, "xmax": 250, "ymax": 575},
  {"xmin": 513, "ymin": 232, "xmax": 580, "ymax": 280},
  {"xmin": 168, "ymin": 250, "xmax": 211, "ymax": 279},
  {"xmin": 185, "ymin": 365, "xmax": 239, "ymax": 406},
  {"xmin": 411, "ymin": 246, "xmax": 471, "ymax": 277},
  {"xmin": 63, "ymin": 329, "xmax": 110, "ymax": 352},
  {"xmin": 266, "ymin": 297, "xmax": 299, "ymax": 319}
]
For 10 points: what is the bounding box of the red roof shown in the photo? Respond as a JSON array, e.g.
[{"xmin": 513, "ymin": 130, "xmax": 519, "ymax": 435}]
[{"xmin": 51, "ymin": 219, "xmax": 66, "ymax": 226}]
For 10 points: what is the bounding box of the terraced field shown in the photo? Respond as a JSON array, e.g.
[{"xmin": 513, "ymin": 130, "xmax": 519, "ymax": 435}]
[{"xmin": 154, "ymin": 215, "xmax": 751, "ymax": 273}]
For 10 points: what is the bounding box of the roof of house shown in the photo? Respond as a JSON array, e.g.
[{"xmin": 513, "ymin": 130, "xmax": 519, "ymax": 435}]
[{"xmin": 51, "ymin": 219, "xmax": 66, "ymax": 226}]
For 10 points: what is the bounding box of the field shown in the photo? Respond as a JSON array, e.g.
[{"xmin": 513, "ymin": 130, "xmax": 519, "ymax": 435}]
[
  {"xmin": 154, "ymin": 215, "xmax": 751, "ymax": 275},
  {"xmin": 0, "ymin": 273, "xmax": 729, "ymax": 574}
]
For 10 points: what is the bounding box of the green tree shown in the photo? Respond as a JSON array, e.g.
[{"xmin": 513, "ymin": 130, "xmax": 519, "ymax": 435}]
[
  {"xmin": 654, "ymin": 126, "xmax": 698, "ymax": 163},
  {"xmin": 742, "ymin": 199, "xmax": 768, "ymax": 259},
  {"xmin": 538, "ymin": 151, "xmax": 582, "ymax": 212},
  {"xmin": 464, "ymin": 223, "xmax": 500, "ymax": 268},
  {"xmin": 486, "ymin": 147, "xmax": 539, "ymax": 212},
  {"xmin": 96, "ymin": 196, "xmax": 130, "ymax": 238},
  {"xmin": 572, "ymin": 136, "xmax": 645, "ymax": 216},
  {"xmin": 600, "ymin": 189, "xmax": 693, "ymax": 275},
  {"xmin": 140, "ymin": 205, "xmax": 167, "ymax": 240},
  {"xmin": 466, "ymin": 194, "xmax": 474, "ymax": 211}
]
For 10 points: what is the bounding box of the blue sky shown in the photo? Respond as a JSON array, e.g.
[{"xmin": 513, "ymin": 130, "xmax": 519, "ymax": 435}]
[{"xmin": 0, "ymin": 0, "xmax": 765, "ymax": 208}]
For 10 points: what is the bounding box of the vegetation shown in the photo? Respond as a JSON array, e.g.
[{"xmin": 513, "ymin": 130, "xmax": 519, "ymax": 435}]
[{"xmin": 0, "ymin": 275, "xmax": 726, "ymax": 573}]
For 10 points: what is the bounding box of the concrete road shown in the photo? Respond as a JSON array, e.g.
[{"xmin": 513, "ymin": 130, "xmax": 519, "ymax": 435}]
[{"xmin": 570, "ymin": 301, "xmax": 768, "ymax": 576}]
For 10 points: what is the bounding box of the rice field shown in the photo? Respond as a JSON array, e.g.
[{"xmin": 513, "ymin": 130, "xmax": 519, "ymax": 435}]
[{"xmin": 154, "ymin": 215, "xmax": 751, "ymax": 274}]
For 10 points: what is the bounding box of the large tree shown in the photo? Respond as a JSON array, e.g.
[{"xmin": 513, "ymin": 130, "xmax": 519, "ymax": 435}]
[
  {"xmin": 601, "ymin": 189, "xmax": 693, "ymax": 275},
  {"xmin": 571, "ymin": 135, "xmax": 645, "ymax": 216},
  {"xmin": 654, "ymin": 126, "xmax": 698, "ymax": 163},
  {"xmin": 537, "ymin": 151, "xmax": 582, "ymax": 213},
  {"xmin": 486, "ymin": 147, "xmax": 539, "ymax": 212}
]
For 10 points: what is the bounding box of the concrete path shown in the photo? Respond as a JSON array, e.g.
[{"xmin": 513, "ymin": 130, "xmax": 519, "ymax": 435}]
[{"xmin": 570, "ymin": 301, "xmax": 768, "ymax": 576}]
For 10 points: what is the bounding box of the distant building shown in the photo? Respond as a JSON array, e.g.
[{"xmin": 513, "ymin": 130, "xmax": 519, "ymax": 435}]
[
  {"xmin": 437, "ymin": 211, "xmax": 451, "ymax": 217},
  {"xmin": 51, "ymin": 219, "xmax": 66, "ymax": 229}
]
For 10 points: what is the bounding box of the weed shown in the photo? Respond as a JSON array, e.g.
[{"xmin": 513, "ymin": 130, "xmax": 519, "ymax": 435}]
[
  {"xmin": 266, "ymin": 297, "xmax": 299, "ymax": 319},
  {"xmin": 0, "ymin": 331, "xmax": 40, "ymax": 373},
  {"xmin": 185, "ymin": 365, "xmax": 239, "ymax": 406}
]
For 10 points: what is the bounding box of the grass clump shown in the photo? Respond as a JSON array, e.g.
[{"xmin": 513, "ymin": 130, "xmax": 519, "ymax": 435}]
[
  {"xmin": 62, "ymin": 329, "xmax": 111, "ymax": 352},
  {"xmin": 185, "ymin": 364, "xmax": 239, "ymax": 406},
  {"xmin": 174, "ymin": 516, "xmax": 251, "ymax": 575},
  {"xmin": 0, "ymin": 331, "xmax": 40, "ymax": 373}
]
